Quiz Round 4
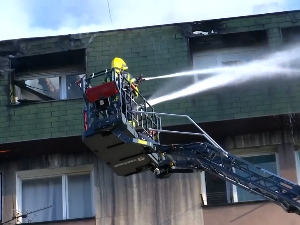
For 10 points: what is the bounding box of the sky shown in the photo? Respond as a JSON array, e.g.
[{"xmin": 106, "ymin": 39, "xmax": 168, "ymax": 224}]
[{"xmin": 0, "ymin": 0, "xmax": 300, "ymax": 41}]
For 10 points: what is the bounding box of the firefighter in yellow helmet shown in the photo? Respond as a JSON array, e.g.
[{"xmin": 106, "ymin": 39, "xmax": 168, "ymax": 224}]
[
  {"xmin": 104, "ymin": 57, "xmax": 141, "ymax": 127},
  {"xmin": 104, "ymin": 57, "xmax": 140, "ymax": 96}
]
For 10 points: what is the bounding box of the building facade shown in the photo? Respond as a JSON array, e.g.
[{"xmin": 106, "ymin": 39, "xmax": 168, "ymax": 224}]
[{"xmin": 0, "ymin": 10, "xmax": 300, "ymax": 225}]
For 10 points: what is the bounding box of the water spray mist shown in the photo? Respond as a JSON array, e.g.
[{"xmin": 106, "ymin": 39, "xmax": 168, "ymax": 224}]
[{"xmin": 144, "ymin": 44, "xmax": 300, "ymax": 106}]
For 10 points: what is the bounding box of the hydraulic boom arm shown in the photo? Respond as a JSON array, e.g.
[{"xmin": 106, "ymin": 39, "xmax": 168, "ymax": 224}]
[
  {"xmin": 77, "ymin": 67, "xmax": 300, "ymax": 216},
  {"xmin": 155, "ymin": 141, "xmax": 300, "ymax": 214},
  {"xmin": 135, "ymin": 111, "xmax": 300, "ymax": 215}
]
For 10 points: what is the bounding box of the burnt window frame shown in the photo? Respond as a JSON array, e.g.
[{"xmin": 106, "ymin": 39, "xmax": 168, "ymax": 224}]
[{"xmin": 9, "ymin": 49, "xmax": 86, "ymax": 105}]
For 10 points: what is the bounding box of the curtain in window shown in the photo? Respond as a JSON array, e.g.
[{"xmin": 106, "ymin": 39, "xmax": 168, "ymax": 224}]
[
  {"xmin": 22, "ymin": 177, "xmax": 63, "ymax": 222},
  {"xmin": 67, "ymin": 174, "xmax": 93, "ymax": 219},
  {"xmin": 235, "ymin": 154, "xmax": 277, "ymax": 202}
]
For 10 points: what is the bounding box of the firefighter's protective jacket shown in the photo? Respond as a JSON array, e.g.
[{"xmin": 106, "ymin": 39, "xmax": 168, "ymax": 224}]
[{"xmin": 104, "ymin": 57, "xmax": 139, "ymax": 97}]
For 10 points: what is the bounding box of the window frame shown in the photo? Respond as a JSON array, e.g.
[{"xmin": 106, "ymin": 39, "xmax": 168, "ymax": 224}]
[
  {"xmin": 14, "ymin": 72, "xmax": 86, "ymax": 102},
  {"xmin": 200, "ymin": 148, "xmax": 280, "ymax": 206},
  {"xmin": 15, "ymin": 165, "xmax": 95, "ymax": 223},
  {"xmin": 192, "ymin": 46, "xmax": 269, "ymax": 83}
]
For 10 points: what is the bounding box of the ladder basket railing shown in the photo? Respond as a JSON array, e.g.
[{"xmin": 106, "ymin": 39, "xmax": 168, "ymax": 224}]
[{"xmin": 76, "ymin": 68, "xmax": 162, "ymax": 142}]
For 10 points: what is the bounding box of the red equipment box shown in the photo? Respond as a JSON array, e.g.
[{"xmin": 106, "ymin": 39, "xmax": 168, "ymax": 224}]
[{"xmin": 85, "ymin": 81, "xmax": 119, "ymax": 103}]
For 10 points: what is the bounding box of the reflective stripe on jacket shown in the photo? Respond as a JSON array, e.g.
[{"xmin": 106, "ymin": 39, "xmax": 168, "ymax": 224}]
[{"xmin": 104, "ymin": 71, "xmax": 139, "ymax": 97}]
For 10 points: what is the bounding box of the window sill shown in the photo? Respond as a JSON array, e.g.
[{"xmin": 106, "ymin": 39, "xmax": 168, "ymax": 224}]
[
  {"xmin": 19, "ymin": 216, "xmax": 95, "ymax": 225},
  {"xmin": 6, "ymin": 97, "xmax": 83, "ymax": 107},
  {"xmin": 202, "ymin": 199, "xmax": 269, "ymax": 208}
]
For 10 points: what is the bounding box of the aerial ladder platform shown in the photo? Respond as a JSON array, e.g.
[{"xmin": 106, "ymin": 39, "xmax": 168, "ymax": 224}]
[{"xmin": 77, "ymin": 68, "xmax": 300, "ymax": 216}]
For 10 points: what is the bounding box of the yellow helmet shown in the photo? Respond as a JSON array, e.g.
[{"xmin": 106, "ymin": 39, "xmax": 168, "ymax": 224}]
[{"xmin": 111, "ymin": 57, "xmax": 128, "ymax": 71}]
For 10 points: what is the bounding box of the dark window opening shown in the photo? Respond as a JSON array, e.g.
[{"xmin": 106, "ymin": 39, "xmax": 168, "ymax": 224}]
[
  {"xmin": 189, "ymin": 30, "xmax": 268, "ymax": 53},
  {"xmin": 10, "ymin": 49, "xmax": 86, "ymax": 105},
  {"xmin": 281, "ymin": 26, "xmax": 300, "ymax": 45},
  {"xmin": 281, "ymin": 26, "xmax": 300, "ymax": 69},
  {"xmin": 205, "ymin": 172, "xmax": 232, "ymax": 205}
]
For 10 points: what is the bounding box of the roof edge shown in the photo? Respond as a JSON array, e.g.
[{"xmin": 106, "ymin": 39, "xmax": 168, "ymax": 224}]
[{"xmin": 1, "ymin": 9, "xmax": 300, "ymax": 43}]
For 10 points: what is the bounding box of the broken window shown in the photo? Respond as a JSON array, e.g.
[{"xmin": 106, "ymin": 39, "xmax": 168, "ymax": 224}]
[{"xmin": 10, "ymin": 49, "xmax": 86, "ymax": 104}]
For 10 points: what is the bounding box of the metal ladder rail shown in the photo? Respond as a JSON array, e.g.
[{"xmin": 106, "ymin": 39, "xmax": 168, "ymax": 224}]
[
  {"xmin": 132, "ymin": 111, "xmax": 227, "ymax": 155},
  {"xmin": 155, "ymin": 142, "xmax": 300, "ymax": 214},
  {"xmin": 186, "ymin": 143, "xmax": 300, "ymax": 213},
  {"xmin": 117, "ymin": 76, "xmax": 162, "ymax": 141},
  {"xmin": 132, "ymin": 111, "xmax": 300, "ymax": 189}
]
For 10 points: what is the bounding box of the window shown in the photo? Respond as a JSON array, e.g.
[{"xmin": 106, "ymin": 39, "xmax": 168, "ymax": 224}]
[
  {"xmin": 234, "ymin": 154, "xmax": 278, "ymax": 202},
  {"xmin": 16, "ymin": 165, "xmax": 94, "ymax": 223},
  {"xmin": 204, "ymin": 172, "xmax": 232, "ymax": 205},
  {"xmin": 10, "ymin": 49, "xmax": 86, "ymax": 105},
  {"xmin": 192, "ymin": 54, "xmax": 218, "ymax": 82},
  {"xmin": 201, "ymin": 152, "xmax": 279, "ymax": 206},
  {"xmin": 14, "ymin": 72, "xmax": 85, "ymax": 103},
  {"xmin": 192, "ymin": 47, "xmax": 268, "ymax": 83}
]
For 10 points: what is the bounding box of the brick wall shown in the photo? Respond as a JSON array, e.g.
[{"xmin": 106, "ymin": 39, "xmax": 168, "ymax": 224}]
[
  {"xmin": 168, "ymin": 11, "xmax": 300, "ymax": 125},
  {"xmin": 0, "ymin": 25, "xmax": 190, "ymax": 143},
  {"xmin": 0, "ymin": 11, "xmax": 300, "ymax": 144},
  {"xmin": 0, "ymin": 57, "xmax": 10, "ymax": 143}
]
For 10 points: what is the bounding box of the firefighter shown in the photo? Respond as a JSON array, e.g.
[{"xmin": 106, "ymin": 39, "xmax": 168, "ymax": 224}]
[{"xmin": 104, "ymin": 57, "xmax": 140, "ymax": 127}]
